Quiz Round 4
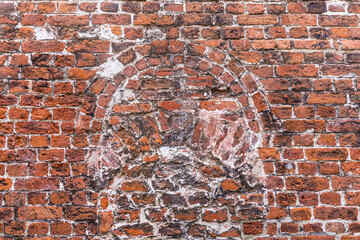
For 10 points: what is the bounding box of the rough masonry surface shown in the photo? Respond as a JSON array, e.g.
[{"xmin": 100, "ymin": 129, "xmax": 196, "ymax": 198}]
[{"xmin": 0, "ymin": 0, "xmax": 360, "ymax": 239}]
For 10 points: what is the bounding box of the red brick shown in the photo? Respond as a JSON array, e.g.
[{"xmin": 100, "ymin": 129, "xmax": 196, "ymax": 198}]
[
  {"xmin": 286, "ymin": 177, "xmax": 329, "ymax": 191},
  {"xmin": 50, "ymin": 221, "xmax": 72, "ymax": 235},
  {"xmin": 320, "ymin": 192, "xmax": 341, "ymax": 205},
  {"xmin": 319, "ymin": 15, "xmax": 359, "ymax": 27},
  {"xmin": 328, "ymin": 120, "xmax": 360, "ymax": 132},
  {"xmin": 99, "ymin": 211, "xmax": 113, "ymax": 233},
  {"xmin": 173, "ymin": 208, "xmax": 199, "ymax": 221},
  {"xmin": 200, "ymin": 101, "xmax": 238, "ymax": 111},
  {"xmin": 346, "ymin": 192, "xmax": 360, "ymax": 206},
  {"xmin": 0, "ymin": 67, "xmax": 19, "ymax": 79},
  {"xmin": 64, "ymin": 206, "xmax": 97, "ymax": 221},
  {"xmin": 283, "ymin": 120, "xmax": 326, "ymax": 132},
  {"xmin": 243, "ymin": 222, "xmax": 263, "ymax": 235},
  {"xmin": 22, "ymin": 41, "xmax": 65, "ymax": 52},
  {"xmin": 7, "ymin": 164, "xmax": 27, "ymax": 176},
  {"xmin": 314, "ymin": 207, "xmax": 358, "ymax": 220},
  {"xmin": 282, "ymin": 14, "xmax": 317, "ymax": 26},
  {"xmin": 50, "ymin": 192, "xmax": 71, "ymax": 205},
  {"xmin": 93, "ymin": 14, "xmax": 131, "ymax": 25},
  {"xmin": 67, "ymin": 40, "xmax": 110, "ymax": 53},
  {"xmin": 259, "ymin": 147, "xmax": 280, "ymax": 160},
  {"xmin": 281, "ymin": 222, "xmax": 299, "ymax": 233},
  {"xmin": 276, "ymin": 65, "xmax": 318, "ymax": 77},
  {"xmin": 0, "ymin": 3, "xmax": 15, "ymax": 13},
  {"xmin": 320, "ymin": 162, "xmax": 340, "ymax": 175},
  {"xmin": 221, "ymin": 179, "xmax": 241, "ymax": 192},
  {"xmin": 0, "ymin": 207, "xmax": 14, "ymax": 221},
  {"xmin": 306, "ymin": 148, "xmax": 348, "ymax": 161},
  {"xmin": 79, "ymin": 2, "xmax": 97, "ymax": 12},
  {"xmin": 4, "ymin": 221, "xmax": 25, "ymax": 235},
  {"xmin": 68, "ymin": 68, "xmax": 97, "ymax": 80},
  {"xmin": 0, "ymin": 178, "xmax": 12, "ymax": 190},
  {"xmin": 237, "ymin": 15, "xmax": 278, "ymax": 25},
  {"xmin": 21, "ymin": 14, "xmax": 45, "ymax": 25},
  {"xmin": 326, "ymin": 222, "xmax": 345, "ymax": 233},
  {"xmin": 277, "ymin": 193, "xmax": 296, "ymax": 206},
  {"xmin": 28, "ymin": 222, "xmax": 49, "ymax": 235},
  {"xmin": 10, "ymin": 54, "xmax": 29, "ymax": 66},
  {"xmin": 202, "ymin": 209, "xmax": 227, "ymax": 222},
  {"xmin": 37, "ymin": 2, "xmax": 55, "ymax": 13},
  {"xmin": 298, "ymin": 162, "xmax": 317, "ymax": 175},
  {"xmin": 115, "ymin": 223, "xmax": 153, "ymax": 236},
  {"xmin": 16, "ymin": 121, "xmax": 59, "ymax": 134},
  {"xmin": 28, "ymin": 192, "xmax": 47, "ymax": 205},
  {"xmin": 267, "ymin": 207, "xmax": 287, "ymax": 219},
  {"xmin": 307, "ymin": 93, "xmax": 347, "ymax": 104},
  {"xmin": 58, "ymin": 3, "xmax": 77, "ymax": 13},
  {"xmin": 290, "ymin": 208, "xmax": 312, "ymax": 221},
  {"xmin": 48, "ymin": 15, "xmax": 89, "ymax": 26},
  {"xmin": 14, "ymin": 177, "xmax": 59, "ymax": 190},
  {"xmin": 22, "ymin": 67, "xmax": 63, "ymax": 80},
  {"xmin": 18, "ymin": 206, "xmax": 62, "ymax": 220},
  {"xmin": 341, "ymin": 40, "xmax": 360, "ymax": 50},
  {"xmin": 288, "ymin": 3, "xmax": 306, "ymax": 13},
  {"xmin": 332, "ymin": 176, "xmax": 360, "ymax": 190},
  {"xmin": 121, "ymin": 180, "xmax": 149, "ymax": 192}
]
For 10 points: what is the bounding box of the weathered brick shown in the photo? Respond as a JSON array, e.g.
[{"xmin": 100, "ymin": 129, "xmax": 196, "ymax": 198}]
[
  {"xmin": 283, "ymin": 120, "xmax": 326, "ymax": 132},
  {"xmin": 276, "ymin": 65, "xmax": 318, "ymax": 77},
  {"xmin": 64, "ymin": 206, "xmax": 97, "ymax": 221},
  {"xmin": 237, "ymin": 15, "xmax": 278, "ymax": 25},
  {"xmin": 67, "ymin": 40, "xmax": 110, "ymax": 53},
  {"xmin": 22, "ymin": 67, "xmax": 64, "ymax": 80},
  {"xmin": 115, "ymin": 223, "xmax": 153, "ymax": 236},
  {"xmin": 93, "ymin": 14, "xmax": 131, "ymax": 25},
  {"xmin": 22, "ymin": 41, "xmax": 65, "ymax": 52},
  {"xmin": 243, "ymin": 222, "xmax": 263, "ymax": 235},
  {"xmin": 48, "ymin": 15, "xmax": 89, "ymax": 26},
  {"xmin": 202, "ymin": 209, "xmax": 227, "ymax": 222},
  {"xmin": 14, "ymin": 177, "xmax": 59, "ymax": 190},
  {"xmin": 28, "ymin": 222, "xmax": 49, "ymax": 235},
  {"xmin": 319, "ymin": 15, "xmax": 359, "ymax": 27},
  {"xmin": 290, "ymin": 208, "xmax": 312, "ymax": 221},
  {"xmin": 16, "ymin": 121, "xmax": 59, "ymax": 134},
  {"xmin": 306, "ymin": 148, "xmax": 348, "ymax": 161},
  {"xmin": 286, "ymin": 177, "xmax": 329, "ymax": 191},
  {"xmin": 307, "ymin": 93, "xmax": 346, "ymax": 104},
  {"xmin": 314, "ymin": 207, "xmax": 358, "ymax": 220},
  {"xmin": 18, "ymin": 206, "xmax": 62, "ymax": 220}
]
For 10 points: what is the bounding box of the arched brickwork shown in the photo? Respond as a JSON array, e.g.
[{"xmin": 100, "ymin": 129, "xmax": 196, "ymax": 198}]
[{"xmin": 75, "ymin": 40, "xmax": 280, "ymax": 238}]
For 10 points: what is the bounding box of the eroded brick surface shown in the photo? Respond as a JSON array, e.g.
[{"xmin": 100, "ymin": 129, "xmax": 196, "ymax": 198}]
[{"xmin": 0, "ymin": 0, "xmax": 360, "ymax": 239}]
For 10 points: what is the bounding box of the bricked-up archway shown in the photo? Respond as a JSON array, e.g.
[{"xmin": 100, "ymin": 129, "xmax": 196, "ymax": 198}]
[{"xmin": 77, "ymin": 40, "xmax": 280, "ymax": 238}]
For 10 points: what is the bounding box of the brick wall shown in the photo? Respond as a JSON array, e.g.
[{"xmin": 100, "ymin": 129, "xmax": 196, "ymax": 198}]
[{"xmin": 0, "ymin": 0, "xmax": 360, "ymax": 239}]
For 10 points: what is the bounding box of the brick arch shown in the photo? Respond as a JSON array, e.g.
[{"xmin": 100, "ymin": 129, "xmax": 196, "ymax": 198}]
[
  {"xmin": 77, "ymin": 40, "xmax": 279, "ymax": 238},
  {"xmin": 79, "ymin": 41, "xmax": 279, "ymax": 183}
]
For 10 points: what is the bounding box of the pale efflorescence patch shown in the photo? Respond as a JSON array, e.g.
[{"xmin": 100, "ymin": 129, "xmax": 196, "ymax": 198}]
[
  {"xmin": 34, "ymin": 27, "xmax": 56, "ymax": 40},
  {"xmin": 97, "ymin": 57, "xmax": 124, "ymax": 78}
]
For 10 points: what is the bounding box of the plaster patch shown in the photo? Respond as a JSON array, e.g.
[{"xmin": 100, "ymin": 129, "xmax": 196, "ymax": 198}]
[
  {"xmin": 144, "ymin": 29, "xmax": 166, "ymax": 40},
  {"xmin": 159, "ymin": 146, "xmax": 196, "ymax": 162},
  {"xmin": 111, "ymin": 89, "xmax": 135, "ymax": 104},
  {"xmin": 99, "ymin": 26, "xmax": 120, "ymax": 40},
  {"xmin": 34, "ymin": 27, "xmax": 55, "ymax": 40},
  {"xmin": 97, "ymin": 57, "xmax": 124, "ymax": 78}
]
